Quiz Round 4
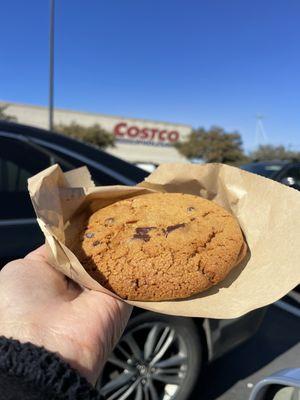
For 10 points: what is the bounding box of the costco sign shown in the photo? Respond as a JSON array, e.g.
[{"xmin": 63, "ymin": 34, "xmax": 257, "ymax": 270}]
[{"xmin": 114, "ymin": 122, "xmax": 180, "ymax": 146}]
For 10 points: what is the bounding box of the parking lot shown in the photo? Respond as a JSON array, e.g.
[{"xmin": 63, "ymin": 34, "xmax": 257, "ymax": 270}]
[{"xmin": 194, "ymin": 300, "xmax": 300, "ymax": 399}]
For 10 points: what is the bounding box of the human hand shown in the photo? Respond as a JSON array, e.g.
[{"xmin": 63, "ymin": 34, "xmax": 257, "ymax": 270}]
[{"xmin": 0, "ymin": 246, "xmax": 132, "ymax": 384}]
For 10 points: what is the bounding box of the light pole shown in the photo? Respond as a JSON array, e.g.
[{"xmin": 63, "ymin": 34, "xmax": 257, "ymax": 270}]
[
  {"xmin": 49, "ymin": 0, "xmax": 55, "ymax": 130},
  {"xmin": 255, "ymin": 114, "xmax": 267, "ymax": 146}
]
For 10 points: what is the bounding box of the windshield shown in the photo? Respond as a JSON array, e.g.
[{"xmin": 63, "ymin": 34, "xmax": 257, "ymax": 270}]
[{"xmin": 241, "ymin": 163, "xmax": 283, "ymax": 178}]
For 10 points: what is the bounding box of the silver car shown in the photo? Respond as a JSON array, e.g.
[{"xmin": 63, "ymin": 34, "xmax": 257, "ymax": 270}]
[{"xmin": 250, "ymin": 369, "xmax": 300, "ymax": 400}]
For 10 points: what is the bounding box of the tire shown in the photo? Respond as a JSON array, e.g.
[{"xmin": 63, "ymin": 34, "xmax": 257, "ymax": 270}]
[{"xmin": 98, "ymin": 312, "xmax": 203, "ymax": 400}]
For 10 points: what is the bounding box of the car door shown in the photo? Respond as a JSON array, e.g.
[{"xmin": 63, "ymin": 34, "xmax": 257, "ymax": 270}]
[{"xmin": 0, "ymin": 135, "xmax": 74, "ymax": 263}]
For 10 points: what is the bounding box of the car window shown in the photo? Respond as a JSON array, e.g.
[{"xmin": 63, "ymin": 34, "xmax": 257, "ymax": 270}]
[
  {"xmin": 0, "ymin": 137, "xmax": 51, "ymax": 219},
  {"xmin": 241, "ymin": 163, "xmax": 283, "ymax": 178},
  {"xmin": 0, "ymin": 137, "xmax": 50, "ymax": 193},
  {"xmin": 280, "ymin": 165, "xmax": 300, "ymax": 186},
  {"xmin": 40, "ymin": 145, "xmax": 109, "ymax": 186}
]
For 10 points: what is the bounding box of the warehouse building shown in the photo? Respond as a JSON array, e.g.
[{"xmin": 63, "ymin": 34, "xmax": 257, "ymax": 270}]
[{"xmin": 1, "ymin": 102, "xmax": 192, "ymax": 169}]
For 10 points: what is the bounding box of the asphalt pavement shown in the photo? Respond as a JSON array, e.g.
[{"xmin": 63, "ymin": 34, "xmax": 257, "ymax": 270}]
[{"xmin": 192, "ymin": 302, "xmax": 300, "ymax": 400}]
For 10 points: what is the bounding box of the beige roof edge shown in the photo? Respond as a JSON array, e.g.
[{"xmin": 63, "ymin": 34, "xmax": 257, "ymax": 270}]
[{"xmin": 0, "ymin": 99, "xmax": 193, "ymax": 129}]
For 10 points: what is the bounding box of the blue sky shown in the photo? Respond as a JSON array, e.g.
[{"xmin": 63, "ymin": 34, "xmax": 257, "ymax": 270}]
[{"xmin": 1, "ymin": 0, "xmax": 300, "ymax": 151}]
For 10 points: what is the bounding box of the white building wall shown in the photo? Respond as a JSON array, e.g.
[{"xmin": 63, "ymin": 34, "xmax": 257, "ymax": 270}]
[{"xmin": 1, "ymin": 101, "xmax": 192, "ymax": 165}]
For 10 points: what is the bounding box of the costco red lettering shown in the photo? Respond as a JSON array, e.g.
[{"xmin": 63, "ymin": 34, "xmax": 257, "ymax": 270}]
[
  {"xmin": 127, "ymin": 126, "xmax": 139, "ymax": 137},
  {"xmin": 168, "ymin": 131, "xmax": 179, "ymax": 142},
  {"xmin": 150, "ymin": 129, "xmax": 159, "ymax": 140},
  {"xmin": 159, "ymin": 130, "xmax": 168, "ymax": 141},
  {"xmin": 140, "ymin": 128, "xmax": 149, "ymax": 139},
  {"xmin": 113, "ymin": 123, "xmax": 179, "ymax": 144},
  {"xmin": 114, "ymin": 123, "xmax": 126, "ymax": 137}
]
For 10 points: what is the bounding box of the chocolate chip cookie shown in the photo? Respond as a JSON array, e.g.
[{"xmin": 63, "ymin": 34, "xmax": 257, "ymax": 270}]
[{"xmin": 74, "ymin": 192, "xmax": 246, "ymax": 301}]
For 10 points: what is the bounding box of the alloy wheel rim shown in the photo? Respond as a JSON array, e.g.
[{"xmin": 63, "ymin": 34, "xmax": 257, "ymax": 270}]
[{"xmin": 98, "ymin": 321, "xmax": 189, "ymax": 400}]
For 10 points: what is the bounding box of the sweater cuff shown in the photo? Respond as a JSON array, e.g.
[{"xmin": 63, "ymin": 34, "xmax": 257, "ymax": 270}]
[{"xmin": 0, "ymin": 336, "xmax": 101, "ymax": 399}]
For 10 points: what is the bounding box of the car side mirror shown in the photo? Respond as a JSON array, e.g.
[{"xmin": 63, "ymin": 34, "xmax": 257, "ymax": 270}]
[
  {"xmin": 249, "ymin": 369, "xmax": 300, "ymax": 400},
  {"xmin": 280, "ymin": 177, "xmax": 300, "ymax": 191}
]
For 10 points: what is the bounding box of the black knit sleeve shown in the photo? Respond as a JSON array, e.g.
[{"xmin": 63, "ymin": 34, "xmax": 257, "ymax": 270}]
[{"xmin": 0, "ymin": 336, "xmax": 101, "ymax": 400}]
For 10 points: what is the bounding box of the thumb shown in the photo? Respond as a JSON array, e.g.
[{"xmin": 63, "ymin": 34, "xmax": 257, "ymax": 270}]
[{"xmin": 25, "ymin": 244, "xmax": 48, "ymax": 262}]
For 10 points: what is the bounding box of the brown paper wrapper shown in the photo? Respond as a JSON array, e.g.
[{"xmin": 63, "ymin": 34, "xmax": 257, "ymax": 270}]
[{"xmin": 28, "ymin": 163, "xmax": 300, "ymax": 319}]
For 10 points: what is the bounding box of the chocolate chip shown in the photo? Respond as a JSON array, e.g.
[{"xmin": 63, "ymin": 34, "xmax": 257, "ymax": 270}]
[
  {"xmin": 93, "ymin": 240, "xmax": 100, "ymax": 246},
  {"xmin": 133, "ymin": 226, "xmax": 156, "ymax": 242},
  {"xmin": 165, "ymin": 223, "xmax": 186, "ymax": 236},
  {"xmin": 133, "ymin": 233, "xmax": 151, "ymax": 242},
  {"xmin": 85, "ymin": 232, "xmax": 94, "ymax": 238},
  {"xmin": 187, "ymin": 207, "xmax": 195, "ymax": 212},
  {"xmin": 135, "ymin": 227, "xmax": 156, "ymax": 234},
  {"xmin": 130, "ymin": 279, "xmax": 139, "ymax": 289}
]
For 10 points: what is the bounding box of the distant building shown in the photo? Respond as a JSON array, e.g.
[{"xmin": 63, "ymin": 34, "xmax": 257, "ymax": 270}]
[{"xmin": 1, "ymin": 101, "xmax": 192, "ymax": 167}]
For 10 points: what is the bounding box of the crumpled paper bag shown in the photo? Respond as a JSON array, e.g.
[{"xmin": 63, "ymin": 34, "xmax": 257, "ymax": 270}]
[{"xmin": 28, "ymin": 163, "xmax": 300, "ymax": 319}]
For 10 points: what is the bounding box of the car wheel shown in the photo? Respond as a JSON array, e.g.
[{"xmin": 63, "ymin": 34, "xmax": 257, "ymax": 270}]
[{"xmin": 97, "ymin": 312, "xmax": 203, "ymax": 400}]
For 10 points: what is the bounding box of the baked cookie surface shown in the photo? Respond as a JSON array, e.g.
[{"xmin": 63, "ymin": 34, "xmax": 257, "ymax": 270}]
[{"xmin": 74, "ymin": 192, "xmax": 245, "ymax": 301}]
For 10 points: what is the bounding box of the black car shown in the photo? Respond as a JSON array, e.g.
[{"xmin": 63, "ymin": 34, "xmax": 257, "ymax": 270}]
[
  {"xmin": 0, "ymin": 121, "xmax": 266, "ymax": 400},
  {"xmin": 0, "ymin": 121, "xmax": 148, "ymax": 263},
  {"xmin": 241, "ymin": 161, "xmax": 300, "ymax": 190}
]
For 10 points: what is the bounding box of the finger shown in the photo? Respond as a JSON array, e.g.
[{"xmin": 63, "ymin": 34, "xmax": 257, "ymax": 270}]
[
  {"xmin": 65, "ymin": 277, "xmax": 83, "ymax": 298},
  {"xmin": 74, "ymin": 289, "xmax": 132, "ymax": 343},
  {"xmin": 72, "ymin": 289, "xmax": 132, "ymax": 382},
  {"xmin": 3, "ymin": 246, "xmax": 82, "ymax": 301},
  {"xmin": 24, "ymin": 246, "xmax": 82, "ymax": 297},
  {"xmin": 25, "ymin": 244, "xmax": 48, "ymax": 262}
]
